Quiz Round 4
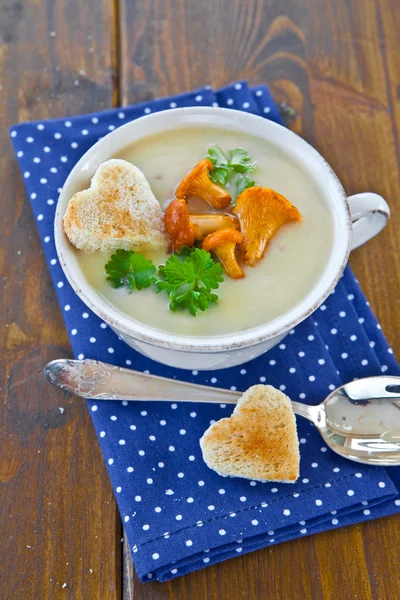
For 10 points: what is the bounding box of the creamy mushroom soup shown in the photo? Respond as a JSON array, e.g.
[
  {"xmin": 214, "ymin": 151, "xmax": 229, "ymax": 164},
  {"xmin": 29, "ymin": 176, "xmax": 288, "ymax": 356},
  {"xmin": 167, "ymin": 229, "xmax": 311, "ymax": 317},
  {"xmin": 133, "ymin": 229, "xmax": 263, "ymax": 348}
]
[{"xmin": 76, "ymin": 127, "xmax": 333, "ymax": 336}]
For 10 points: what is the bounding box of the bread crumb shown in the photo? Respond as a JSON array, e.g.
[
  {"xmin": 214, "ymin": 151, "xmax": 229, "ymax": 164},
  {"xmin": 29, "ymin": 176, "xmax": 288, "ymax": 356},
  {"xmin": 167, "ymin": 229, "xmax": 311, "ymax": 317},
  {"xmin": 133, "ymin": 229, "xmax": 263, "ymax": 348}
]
[{"xmin": 62, "ymin": 583, "xmax": 67, "ymax": 589}]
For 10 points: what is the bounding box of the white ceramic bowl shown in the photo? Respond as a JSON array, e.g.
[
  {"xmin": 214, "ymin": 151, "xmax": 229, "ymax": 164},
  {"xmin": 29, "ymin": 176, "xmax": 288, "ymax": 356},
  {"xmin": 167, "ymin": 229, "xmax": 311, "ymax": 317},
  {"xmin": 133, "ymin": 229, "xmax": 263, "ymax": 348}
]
[{"xmin": 54, "ymin": 107, "xmax": 390, "ymax": 370}]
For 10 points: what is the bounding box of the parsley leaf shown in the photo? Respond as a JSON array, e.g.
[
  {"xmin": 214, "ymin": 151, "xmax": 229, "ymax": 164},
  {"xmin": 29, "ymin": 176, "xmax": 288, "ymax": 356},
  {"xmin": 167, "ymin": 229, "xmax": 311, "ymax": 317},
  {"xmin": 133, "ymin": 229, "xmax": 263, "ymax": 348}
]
[
  {"xmin": 209, "ymin": 166, "xmax": 229, "ymax": 186},
  {"xmin": 105, "ymin": 249, "xmax": 156, "ymax": 293},
  {"xmin": 207, "ymin": 145, "xmax": 229, "ymax": 185},
  {"xmin": 174, "ymin": 246, "xmax": 193, "ymax": 259},
  {"xmin": 155, "ymin": 247, "xmax": 224, "ymax": 316},
  {"xmin": 206, "ymin": 145, "xmax": 228, "ymax": 168},
  {"xmin": 206, "ymin": 145, "xmax": 257, "ymax": 200},
  {"xmin": 229, "ymin": 148, "xmax": 256, "ymax": 173},
  {"xmin": 236, "ymin": 174, "xmax": 256, "ymax": 195}
]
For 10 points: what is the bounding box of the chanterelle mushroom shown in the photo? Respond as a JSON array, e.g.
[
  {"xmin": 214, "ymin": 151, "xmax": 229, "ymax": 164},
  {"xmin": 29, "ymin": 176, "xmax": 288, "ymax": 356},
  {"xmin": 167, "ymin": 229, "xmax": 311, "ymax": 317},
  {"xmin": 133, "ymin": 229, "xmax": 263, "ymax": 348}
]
[
  {"xmin": 176, "ymin": 159, "xmax": 231, "ymax": 209},
  {"xmin": 164, "ymin": 198, "xmax": 195, "ymax": 251},
  {"xmin": 233, "ymin": 186, "xmax": 302, "ymax": 266},
  {"xmin": 202, "ymin": 228, "xmax": 245, "ymax": 279},
  {"xmin": 190, "ymin": 214, "xmax": 239, "ymax": 241}
]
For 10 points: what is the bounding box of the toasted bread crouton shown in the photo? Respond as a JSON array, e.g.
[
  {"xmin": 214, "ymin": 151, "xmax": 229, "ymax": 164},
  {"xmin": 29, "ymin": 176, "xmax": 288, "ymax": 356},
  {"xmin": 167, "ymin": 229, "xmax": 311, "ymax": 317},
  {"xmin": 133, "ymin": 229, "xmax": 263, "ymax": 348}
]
[
  {"xmin": 200, "ymin": 385, "xmax": 299, "ymax": 483},
  {"xmin": 63, "ymin": 159, "xmax": 168, "ymax": 253}
]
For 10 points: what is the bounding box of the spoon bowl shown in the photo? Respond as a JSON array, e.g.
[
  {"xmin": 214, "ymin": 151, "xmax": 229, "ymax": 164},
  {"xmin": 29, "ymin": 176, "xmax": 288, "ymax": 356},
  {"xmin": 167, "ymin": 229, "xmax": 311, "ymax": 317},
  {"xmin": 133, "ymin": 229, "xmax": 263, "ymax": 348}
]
[
  {"xmin": 45, "ymin": 359, "xmax": 400, "ymax": 466},
  {"xmin": 312, "ymin": 377, "xmax": 400, "ymax": 465}
]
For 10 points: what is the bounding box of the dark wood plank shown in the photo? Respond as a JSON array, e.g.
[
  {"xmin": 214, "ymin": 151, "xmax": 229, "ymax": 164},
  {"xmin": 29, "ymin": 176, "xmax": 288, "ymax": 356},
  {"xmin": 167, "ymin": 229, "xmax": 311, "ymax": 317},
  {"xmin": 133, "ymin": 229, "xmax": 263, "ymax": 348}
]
[
  {"xmin": 119, "ymin": 0, "xmax": 400, "ymax": 597},
  {"xmin": 0, "ymin": 1, "xmax": 122, "ymax": 598},
  {"xmin": 304, "ymin": 0, "xmax": 400, "ymax": 355}
]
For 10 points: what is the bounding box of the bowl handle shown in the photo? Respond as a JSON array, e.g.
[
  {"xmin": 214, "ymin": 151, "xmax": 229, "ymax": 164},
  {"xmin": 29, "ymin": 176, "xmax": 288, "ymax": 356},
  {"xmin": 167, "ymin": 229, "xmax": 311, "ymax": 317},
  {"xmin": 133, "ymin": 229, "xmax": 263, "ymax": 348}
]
[{"xmin": 348, "ymin": 193, "xmax": 390, "ymax": 250}]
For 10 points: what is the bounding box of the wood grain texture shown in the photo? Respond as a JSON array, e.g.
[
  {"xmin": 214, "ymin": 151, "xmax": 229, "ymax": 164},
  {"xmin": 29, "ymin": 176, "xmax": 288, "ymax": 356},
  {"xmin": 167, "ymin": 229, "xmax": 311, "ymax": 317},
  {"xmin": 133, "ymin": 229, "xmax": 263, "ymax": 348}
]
[
  {"xmin": 2, "ymin": 0, "xmax": 400, "ymax": 598},
  {"xmin": 119, "ymin": 0, "xmax": 400, "ymax": 597},
  {"xmin": 0, "ymin": 1, "xmax": 121, "ymax": 598}
]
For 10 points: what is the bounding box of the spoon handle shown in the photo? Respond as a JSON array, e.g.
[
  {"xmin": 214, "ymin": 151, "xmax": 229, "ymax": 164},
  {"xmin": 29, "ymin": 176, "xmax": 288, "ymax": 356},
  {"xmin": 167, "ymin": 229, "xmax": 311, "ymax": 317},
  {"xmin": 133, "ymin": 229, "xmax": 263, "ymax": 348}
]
[
  {"xmin": 44, "ymin": 359, "xmax": 242, "ymax": 404},
  {"xmin": 44, "ymin": 359, "xmax": 318, "ymax": 424}
]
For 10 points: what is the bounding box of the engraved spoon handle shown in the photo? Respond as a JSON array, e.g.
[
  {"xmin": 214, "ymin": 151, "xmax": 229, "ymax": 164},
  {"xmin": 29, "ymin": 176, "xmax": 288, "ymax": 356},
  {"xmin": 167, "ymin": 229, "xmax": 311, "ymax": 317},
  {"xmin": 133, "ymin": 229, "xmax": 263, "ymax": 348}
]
[
  {"xmin": 44, "ymin": 359, "xmax": 315, "ymax": 421},
  {"xmin": 44, "ymin": 359, "xmax": 242, "ymax": 404}
]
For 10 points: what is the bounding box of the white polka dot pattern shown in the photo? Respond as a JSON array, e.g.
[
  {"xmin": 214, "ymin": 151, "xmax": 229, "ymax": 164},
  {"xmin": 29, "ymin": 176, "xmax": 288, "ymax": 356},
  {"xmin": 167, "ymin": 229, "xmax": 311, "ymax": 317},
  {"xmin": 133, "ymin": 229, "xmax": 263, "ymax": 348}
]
[{"xmin": 9, "ymin": 81, "xmax": 400, "ymax": 583}]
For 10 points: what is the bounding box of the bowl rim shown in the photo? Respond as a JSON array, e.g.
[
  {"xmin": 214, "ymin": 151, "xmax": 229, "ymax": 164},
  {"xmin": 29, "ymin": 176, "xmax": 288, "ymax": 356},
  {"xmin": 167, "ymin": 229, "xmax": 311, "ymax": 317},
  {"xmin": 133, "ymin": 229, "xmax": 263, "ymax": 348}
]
[{"xmin": 55, "ymin": 106, "xmax": 352, "ymax": 352}]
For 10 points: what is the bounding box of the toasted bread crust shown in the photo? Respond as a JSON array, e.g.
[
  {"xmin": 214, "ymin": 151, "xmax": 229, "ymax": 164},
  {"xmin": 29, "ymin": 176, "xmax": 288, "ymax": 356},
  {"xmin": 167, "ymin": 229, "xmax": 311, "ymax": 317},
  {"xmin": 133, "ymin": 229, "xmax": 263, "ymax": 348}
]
[
  {"xmin": 63, "ymin": 159, "xmax": 168, "ymax": 253},
  {"xmin": 200, "ymin": 385, "xmax": 300, "ymax": 483}
]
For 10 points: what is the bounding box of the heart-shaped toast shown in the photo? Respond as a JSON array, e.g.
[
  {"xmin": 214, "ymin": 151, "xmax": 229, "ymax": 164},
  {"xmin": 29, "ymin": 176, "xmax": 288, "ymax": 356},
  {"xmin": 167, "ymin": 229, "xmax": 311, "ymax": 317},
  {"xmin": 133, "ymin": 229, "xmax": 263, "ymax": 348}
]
[
  {"xmin": 63, "ymin": 159, "xmax": 168, "ymax": 253},
  {"xmin": 200, "ymin": 385, "xmax": 299, "ymax": 483}
]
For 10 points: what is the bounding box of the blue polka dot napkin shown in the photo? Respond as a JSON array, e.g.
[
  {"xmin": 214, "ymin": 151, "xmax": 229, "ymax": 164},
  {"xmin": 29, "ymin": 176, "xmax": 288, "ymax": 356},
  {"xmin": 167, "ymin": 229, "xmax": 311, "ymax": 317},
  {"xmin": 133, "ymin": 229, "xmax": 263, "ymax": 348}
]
[{"xmin": 10, "ymin": 81, "xmax": 400, "ymax": 583}]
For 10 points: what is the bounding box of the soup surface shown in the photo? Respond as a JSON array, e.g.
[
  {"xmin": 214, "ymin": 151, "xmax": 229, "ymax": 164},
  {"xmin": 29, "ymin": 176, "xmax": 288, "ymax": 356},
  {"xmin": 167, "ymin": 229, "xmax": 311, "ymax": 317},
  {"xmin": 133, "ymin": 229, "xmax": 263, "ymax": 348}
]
[{"xmin": 77, "ymin": 127, "xmax": 334, "ymax": 336}]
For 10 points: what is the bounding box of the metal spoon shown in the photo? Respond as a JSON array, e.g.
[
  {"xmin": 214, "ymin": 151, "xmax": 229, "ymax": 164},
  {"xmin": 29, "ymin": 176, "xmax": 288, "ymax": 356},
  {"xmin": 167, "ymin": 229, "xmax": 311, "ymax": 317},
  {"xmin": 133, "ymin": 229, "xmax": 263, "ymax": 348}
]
[{"xmin": 45, "ymin": 359, "xmax": 400, "ymax": 466}]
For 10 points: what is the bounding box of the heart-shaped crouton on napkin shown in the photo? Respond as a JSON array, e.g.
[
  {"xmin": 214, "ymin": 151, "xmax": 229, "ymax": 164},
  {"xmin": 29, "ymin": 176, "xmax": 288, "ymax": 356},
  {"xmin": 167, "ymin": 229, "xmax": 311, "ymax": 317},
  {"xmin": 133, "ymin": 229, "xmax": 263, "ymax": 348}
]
[
  {"xmin": 200, "ymin": 385, "xmax": 300, "ymax": 483},
  {"xmin": 63, "ymin": 159, "xmax": 168, "ymax": 253}
]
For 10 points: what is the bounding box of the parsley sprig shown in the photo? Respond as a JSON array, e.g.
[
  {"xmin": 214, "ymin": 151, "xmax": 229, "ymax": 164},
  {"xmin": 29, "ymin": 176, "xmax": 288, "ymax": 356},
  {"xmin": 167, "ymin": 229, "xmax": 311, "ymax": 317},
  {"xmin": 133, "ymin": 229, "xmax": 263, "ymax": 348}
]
[
  {"xmin": 105, "ymin": 247, "xmax": 224, "ymax": 316},
  {"xmin": 155, "ymin": 247, "xmax": 224, "ymax": 316},
  {"xmin": 105, "ymin": 249, "xmax": 156, "ymax": 293},
  {"xmin": 206, "ymin": 145, "xmax": 256, "ymax": 197}
]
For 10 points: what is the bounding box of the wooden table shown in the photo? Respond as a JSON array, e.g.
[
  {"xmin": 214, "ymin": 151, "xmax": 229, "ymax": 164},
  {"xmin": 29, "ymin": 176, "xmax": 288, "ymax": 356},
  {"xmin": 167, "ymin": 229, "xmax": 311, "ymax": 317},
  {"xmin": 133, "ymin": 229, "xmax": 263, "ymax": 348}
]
[{"xmin": 1, "ymin": 0, "xmax": 399, "ymax": 597}]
